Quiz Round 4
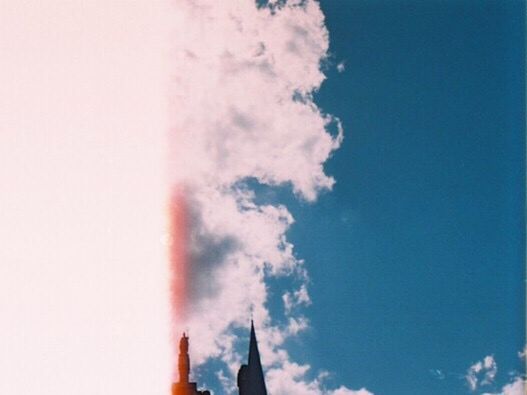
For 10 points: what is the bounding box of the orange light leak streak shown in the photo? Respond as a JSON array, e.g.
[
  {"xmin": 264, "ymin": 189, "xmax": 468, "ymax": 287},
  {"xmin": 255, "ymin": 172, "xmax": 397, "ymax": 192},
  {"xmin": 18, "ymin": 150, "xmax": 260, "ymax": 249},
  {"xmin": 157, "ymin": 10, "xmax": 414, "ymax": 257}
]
[{"xmin": 169, "ymin": 186, "xmax": 188, "ymax": 337}]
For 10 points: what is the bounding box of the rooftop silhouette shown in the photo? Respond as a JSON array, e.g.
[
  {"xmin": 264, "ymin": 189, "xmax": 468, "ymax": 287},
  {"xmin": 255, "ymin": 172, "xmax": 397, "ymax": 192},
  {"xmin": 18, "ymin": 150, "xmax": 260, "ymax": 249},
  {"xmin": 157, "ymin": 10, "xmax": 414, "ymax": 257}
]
[{"xmin": 171, "ymin": 322, "xmax": 267, "ymax": 395}]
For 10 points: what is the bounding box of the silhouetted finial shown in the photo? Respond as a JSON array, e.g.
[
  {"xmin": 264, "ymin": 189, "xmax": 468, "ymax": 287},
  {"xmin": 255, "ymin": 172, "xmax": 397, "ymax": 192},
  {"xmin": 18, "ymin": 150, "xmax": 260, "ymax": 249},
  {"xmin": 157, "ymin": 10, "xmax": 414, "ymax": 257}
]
[{"xmin": 179, "ymin": 333, "xmax": 189, "ymax": 353}]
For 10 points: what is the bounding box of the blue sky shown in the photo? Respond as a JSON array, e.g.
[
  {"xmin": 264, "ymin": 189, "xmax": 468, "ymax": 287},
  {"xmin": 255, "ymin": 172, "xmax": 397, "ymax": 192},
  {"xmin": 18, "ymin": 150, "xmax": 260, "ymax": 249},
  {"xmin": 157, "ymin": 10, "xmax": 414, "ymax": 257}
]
[
  {"xmin": 174, "ymin": 1, "xmax": 525, "ymax": 394},
  {"xmin": 281, "ymin": 1, "xmax": 525, "ymax": 393}
]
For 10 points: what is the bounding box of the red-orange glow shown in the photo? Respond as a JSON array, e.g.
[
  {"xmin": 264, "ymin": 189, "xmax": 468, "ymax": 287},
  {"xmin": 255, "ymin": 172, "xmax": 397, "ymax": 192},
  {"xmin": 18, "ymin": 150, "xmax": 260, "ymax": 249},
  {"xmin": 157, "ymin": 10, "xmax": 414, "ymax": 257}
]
[{"xmin": 169, "ymin": 186, "xmax": 188, "ymax": 328}]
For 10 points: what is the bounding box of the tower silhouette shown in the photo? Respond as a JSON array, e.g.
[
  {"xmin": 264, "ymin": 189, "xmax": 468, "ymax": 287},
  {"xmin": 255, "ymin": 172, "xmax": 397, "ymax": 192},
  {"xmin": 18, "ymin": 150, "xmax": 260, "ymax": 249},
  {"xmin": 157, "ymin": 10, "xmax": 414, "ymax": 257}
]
[
  {"xmin": 237, "ymin": 321, "xmax": 268, "ymax": 395},
  {"xmin": 172, "ymin": 333, "xmax": 210, "ymax": 395}
]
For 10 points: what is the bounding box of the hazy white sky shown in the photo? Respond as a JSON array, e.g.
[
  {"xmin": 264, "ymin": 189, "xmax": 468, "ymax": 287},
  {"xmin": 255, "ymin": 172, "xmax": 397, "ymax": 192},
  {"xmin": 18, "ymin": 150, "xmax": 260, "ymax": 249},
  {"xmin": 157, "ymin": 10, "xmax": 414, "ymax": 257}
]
[{"xmin": 0, "ymin": 2, "xmax": 175, "ymax": 393}]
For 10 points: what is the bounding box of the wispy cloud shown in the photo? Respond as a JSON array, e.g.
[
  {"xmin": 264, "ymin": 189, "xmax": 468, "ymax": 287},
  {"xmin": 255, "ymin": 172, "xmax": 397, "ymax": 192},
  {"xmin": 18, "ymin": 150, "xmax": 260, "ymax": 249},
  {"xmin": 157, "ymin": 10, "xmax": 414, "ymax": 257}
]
[
  {"xmin": 283, "ymin": 284, "xmax": 311, "ymax": 314},
  {"xmin": 429, "ymin": 369, "xmax": 446, "ymax": 380},
  {"xmin": 518, "ymin": 345, "xmax": 527, "ymax": 360},
  {"xmin": 466, "ymin": 355, "xmax": 498, "ymax": 391}
]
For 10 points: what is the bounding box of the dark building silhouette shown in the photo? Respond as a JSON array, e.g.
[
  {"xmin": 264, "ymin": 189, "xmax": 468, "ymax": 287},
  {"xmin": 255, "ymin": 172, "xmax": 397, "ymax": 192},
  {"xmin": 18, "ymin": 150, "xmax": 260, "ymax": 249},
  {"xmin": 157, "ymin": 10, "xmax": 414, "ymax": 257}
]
[
  {"xmin": 171, "ymin": 322, "xmax": 268, "ymax": 395},
  {"xmin": 237, "ymin": 321, "xmax": 268, "ymax": 395},
  {"xmin": 172, "ymin": 333, "xmax": 210, "ymax": 395}
]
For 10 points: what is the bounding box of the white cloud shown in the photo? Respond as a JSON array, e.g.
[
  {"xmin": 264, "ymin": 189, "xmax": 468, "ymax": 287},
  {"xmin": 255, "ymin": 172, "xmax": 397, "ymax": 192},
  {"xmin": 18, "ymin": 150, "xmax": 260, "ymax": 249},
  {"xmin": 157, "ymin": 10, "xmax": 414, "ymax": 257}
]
[
  {"xmin": 265, "ymin": 361, "xmax": 374, "ymax": 395},
  {"xmin": 500, "ymin": 377, "xmax": 526, "ymax": 395},
  {"xmin": 286, "ymin": 316, "xmax": 309, "ymax": 336},
  {"xmin": 466, "ymin": 355, "xmax": 497, "ymax": 391},
  {"xmin": 283, "ymin": 284, "xmax": 312, "ymax": 314},
  {"xmin": 170, "ymin": 0, "xmax": 369, "ymax": 394},
  {"xmin": 331, "ymin": 387, "xmax": 374, "ymax": 395},
  {"xmin": 482, "ymin": 355, "xmax": 498, "ymax": 385},
  {"xmin": 480, "ymin": 348, "xmax": 526, "ymax": 395},
  {"xmin": 337, "ymin": 61, "xmax": 346, "ymax": 73},
  {"xmin": 482, "ymin": 377, "xmax": 526, "ymax": 395},
  {"xmin": 171, "ymin": 0, "xmax": 343, "ymax": 200}
]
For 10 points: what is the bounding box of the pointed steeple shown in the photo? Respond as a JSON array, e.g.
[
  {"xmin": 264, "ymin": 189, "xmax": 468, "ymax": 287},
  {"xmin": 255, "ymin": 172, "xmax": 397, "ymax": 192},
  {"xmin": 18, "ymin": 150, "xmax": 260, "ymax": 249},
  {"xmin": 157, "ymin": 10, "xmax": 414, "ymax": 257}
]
[
  {"xmin": 248, "ymin": 321, "xmax": 264, "ymax": 377},
  {"xmin": 238, "ymin": 321, "xmax": 267, "ymax": 395}
]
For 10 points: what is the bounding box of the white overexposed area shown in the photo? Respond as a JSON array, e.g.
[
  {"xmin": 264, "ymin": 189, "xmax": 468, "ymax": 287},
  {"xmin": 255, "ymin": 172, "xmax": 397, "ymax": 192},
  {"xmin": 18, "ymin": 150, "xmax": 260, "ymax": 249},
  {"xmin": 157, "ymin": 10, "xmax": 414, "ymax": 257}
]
[{"xmin": 0, "ymin": 2, "xmax": 175, "ymax": 394}]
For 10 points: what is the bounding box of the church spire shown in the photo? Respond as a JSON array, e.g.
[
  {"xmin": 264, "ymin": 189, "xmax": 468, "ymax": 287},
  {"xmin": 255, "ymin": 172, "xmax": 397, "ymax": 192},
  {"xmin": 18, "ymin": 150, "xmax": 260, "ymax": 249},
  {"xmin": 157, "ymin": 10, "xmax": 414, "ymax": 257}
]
[
  {"xmin": 248, "ymin": 321, "xmax": 263, "ymax": 375},
  {"xmin": 238, "ymin": 321, "xmax": 268, "ymax": 395}
]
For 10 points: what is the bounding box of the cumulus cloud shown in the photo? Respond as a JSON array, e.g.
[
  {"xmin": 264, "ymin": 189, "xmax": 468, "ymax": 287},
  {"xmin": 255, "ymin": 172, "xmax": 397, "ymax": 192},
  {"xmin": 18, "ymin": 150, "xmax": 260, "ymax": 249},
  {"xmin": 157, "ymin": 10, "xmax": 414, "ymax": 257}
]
[
  {"xmin": 337, "ymin": 61, "xmax": 346, "ymax": 73},
  {"xmin": 482, "ymin": 377, "xmax": 526, "ymax": 395},
  {"xmin": 170, "ymin": 0, "xmax": 368, "ymax": 394},
  {"xmin": 498, "ymin": 377, "xmax": 526, "ymax": 395},
  {"xmin": 171, "ymin": 0, "xmax": 342, "ymax": 200},
  {"xmin": 466, "ymin": 355, "xmax": 498, "ymax": 391}
]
